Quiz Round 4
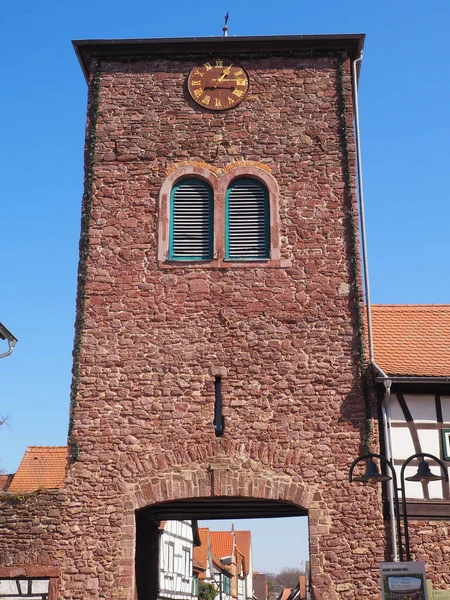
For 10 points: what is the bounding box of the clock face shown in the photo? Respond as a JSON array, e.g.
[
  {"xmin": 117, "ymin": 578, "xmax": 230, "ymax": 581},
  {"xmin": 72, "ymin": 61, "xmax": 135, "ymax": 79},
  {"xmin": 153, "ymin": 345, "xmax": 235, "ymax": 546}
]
[{"xmin": 187, "ymin": 60, "xmax": 250, "ymax": 111}]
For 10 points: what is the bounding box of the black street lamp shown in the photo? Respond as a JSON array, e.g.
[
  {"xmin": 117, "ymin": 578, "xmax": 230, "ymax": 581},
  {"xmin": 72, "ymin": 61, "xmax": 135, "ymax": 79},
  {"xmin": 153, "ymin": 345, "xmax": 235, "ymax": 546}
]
[
  {"xmin": 349, "ymin": 452, "xmax": 448, "ymax": 562},
  {"xmin": 0, "ymin": 322, "xmax": 17, "ymax": 359},
  {"xmin": 400, "ymin": 453, "xmax": 448, "ymax": 561}
]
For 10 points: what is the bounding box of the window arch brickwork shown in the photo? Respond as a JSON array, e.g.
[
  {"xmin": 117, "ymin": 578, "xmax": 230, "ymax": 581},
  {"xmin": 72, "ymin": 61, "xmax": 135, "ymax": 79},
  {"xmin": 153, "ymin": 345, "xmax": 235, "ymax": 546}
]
[
  {"xmin": 157, "ymin": 166, "xmax": 219, "ymax": 264},
  {"xmin": 217, "ymin": 166, "xmax": 280, "ymax": 264}
]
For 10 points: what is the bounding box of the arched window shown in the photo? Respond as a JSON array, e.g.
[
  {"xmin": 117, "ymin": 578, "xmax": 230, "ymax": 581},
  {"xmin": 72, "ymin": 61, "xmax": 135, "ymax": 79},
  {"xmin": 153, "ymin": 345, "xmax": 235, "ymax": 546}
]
[
  {"xmin": 225, "ymin": 178, "xmax": 270, "ymax": 260},
  {"xmin": 159, "ymin": 165, "xmax": 281, "ymax": 268},
  {"xmin": 169, "ymin": 179, "xmax": 214, "ymax": 261}
]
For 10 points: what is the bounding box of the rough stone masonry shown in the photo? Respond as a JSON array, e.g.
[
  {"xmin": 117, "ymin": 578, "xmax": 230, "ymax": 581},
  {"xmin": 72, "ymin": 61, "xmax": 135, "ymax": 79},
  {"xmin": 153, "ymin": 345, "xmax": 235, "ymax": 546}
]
[{"xmin": 0, "ymin": 35, "xmax": 391, "ymax": 599}]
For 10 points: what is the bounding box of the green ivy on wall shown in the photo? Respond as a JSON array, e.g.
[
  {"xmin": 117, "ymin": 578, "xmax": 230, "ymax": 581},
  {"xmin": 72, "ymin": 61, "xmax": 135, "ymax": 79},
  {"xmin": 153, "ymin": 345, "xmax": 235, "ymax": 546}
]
[
  {"xmin": 336, "ymin": 56, "xmax": 372, "ymax": 454},
  {"xmin": 68, "ymin": 68, "xmax": 100, "ymax": 463}
]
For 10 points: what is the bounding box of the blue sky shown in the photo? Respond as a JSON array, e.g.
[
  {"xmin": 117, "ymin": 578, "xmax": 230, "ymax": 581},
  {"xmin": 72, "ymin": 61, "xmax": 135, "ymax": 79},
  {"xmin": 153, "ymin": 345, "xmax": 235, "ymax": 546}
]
[
  {"xmin": 202, "ymin": 518, "xmax": 307, "ymax": 574},
  {"xmin": 1, "ymin": 0, "xmax": 449, "ymax": 572}
]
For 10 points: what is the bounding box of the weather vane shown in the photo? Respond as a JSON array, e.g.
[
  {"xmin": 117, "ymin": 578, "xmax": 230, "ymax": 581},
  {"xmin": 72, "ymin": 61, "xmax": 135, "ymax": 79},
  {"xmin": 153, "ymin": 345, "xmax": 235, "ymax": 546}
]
[{"xmin": 223, "ymin": 12, "xmax": 229, "ymax": 37}]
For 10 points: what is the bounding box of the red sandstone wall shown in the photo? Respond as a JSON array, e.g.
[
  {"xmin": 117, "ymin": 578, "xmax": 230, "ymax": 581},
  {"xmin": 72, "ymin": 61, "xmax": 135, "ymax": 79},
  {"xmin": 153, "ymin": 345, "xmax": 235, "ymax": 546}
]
[
  {"xmin": 70, "ymin": 54, "xmax": 387, "ymax": 599},
  {"xmin": 0, "ymin": 492, "xmax": 65, "ymax": 565},
  {"xmin": 80, "ymin": 55, "xmax": 364, "ymax": 470},
  {"xmin": 0, "ymin": 53, "xmax": 396, "ymax": 600},
  {"xmin": 410, "ymin": 521, "xmax": 450, "ymax": 587}
]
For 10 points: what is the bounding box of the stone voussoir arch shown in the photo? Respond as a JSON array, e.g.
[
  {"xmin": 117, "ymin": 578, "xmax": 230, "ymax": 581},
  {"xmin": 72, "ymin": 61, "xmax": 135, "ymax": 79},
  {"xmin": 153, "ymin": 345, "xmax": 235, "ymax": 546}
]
[{"xmin": 128, "ymin": 458, "xmax": 315, "ymax": 512}]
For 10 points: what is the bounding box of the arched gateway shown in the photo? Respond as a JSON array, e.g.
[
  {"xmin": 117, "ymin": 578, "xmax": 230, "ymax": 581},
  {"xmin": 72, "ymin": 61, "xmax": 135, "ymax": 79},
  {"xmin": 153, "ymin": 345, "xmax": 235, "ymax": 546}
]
[
  {"xmin": 0, "ymin": 34, "xmax": 390, "ymax": 600},
  {"xmin": 132, "ymin": 466, "xmax": 311, "ymax": 600}
]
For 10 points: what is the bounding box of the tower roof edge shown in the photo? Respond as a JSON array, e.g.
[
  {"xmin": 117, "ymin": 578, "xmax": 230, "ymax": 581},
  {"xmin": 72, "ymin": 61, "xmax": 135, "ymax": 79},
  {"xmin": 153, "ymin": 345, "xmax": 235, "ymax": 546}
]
[{"xmin": 72, "ymin": 33, "xmax": 365, "ymax": 82}]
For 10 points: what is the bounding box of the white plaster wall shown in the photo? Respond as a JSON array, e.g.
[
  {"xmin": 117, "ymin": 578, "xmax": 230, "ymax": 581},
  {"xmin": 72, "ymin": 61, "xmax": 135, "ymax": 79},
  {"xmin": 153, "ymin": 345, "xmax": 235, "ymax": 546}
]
[
  {"xmin": 0, "ymin": 578, "xmax": 49, "ymax": 600},
  {"xmin": 389, "ymin": 394, "xmax": 447, "ymax": 500},
  {"xmin": 441, "ymin": 396, "xmax": 450, "ymax": 423}
]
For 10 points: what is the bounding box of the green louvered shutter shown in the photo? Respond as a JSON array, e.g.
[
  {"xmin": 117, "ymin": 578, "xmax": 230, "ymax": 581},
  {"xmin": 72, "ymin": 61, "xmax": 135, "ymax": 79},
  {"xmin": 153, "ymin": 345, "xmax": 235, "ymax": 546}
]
[
  {"xmin": 225, "ymin": 178, "xmax": 270, "ymax": 260},
  {"xmin": 169, "ymin": 179, "xmax": 213, "ymax": 260}
]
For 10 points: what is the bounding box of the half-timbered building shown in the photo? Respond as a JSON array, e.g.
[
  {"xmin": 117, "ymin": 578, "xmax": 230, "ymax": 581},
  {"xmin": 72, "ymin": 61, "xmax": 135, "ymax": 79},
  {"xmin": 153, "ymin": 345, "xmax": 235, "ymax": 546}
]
[
  {"xmin": 158, "ymin": 521, "xmax": 197, "ymax": 600},
  {"xmin": 371, "ymin": 304, "xmax": 450, "ymax": 582}
]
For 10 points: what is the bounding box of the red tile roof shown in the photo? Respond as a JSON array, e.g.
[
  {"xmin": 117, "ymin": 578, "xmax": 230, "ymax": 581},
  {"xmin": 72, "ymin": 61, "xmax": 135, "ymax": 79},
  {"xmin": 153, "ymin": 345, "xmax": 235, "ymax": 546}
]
[
  {"xmin": 279, "ymin": 589, "xmax": 292, "ymax": 600},
  {"xmin": 194, "ymin": 528, "xmax": 210, "ymax": 574},
  {"xmin": 195, "ymin": 528, "xmax": 234, "ymax": 578},
  {"xmin": 235, "ymin": 530, "xmax": 251, "ymax": 575},
  {"xmin": 193, "ymin": 558, "xmax": 204, "ymax": 573},
  {"xmin": 209, "ymin": 531, "xmax": 234, "ymax": 560},
  {"xmin": 211, "ymin": 552, "xmax": 231, "ymax": 573},
  {"xmin": 0, "ymin": 474, "xmax": 13, "ymax": 491},
  {"xmin": 8, "ymin": 446, "xmax": 67, "ymax": 493},
  {"xmin": 371, "ymin": 305, "xmax": 450, "ymax": 377}
]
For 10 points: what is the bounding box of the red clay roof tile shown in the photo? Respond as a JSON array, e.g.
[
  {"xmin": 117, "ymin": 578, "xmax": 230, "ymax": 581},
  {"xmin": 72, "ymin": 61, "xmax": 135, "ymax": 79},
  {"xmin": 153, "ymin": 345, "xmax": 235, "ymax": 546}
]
[
  {"xmin": 371, "ymin": 305, "xmax": 450, "ymax": 377},
  {"xmin": 8, "ymin": 446, "xmax": 67, "ymax": 493},
  {"xmin": 234, "ymin": 531, "xmax": 251, "ymax": 575},
  {"xmin": 194, "ymin": 528, "xmax": 210, "ymax": 571},
  {"xmin": 0, "ymin": 474, "xmax": 13, "ymax": 491},
  {"xmin": 209, "ymin": 531, "xmax": 234, "ymax": 560}
]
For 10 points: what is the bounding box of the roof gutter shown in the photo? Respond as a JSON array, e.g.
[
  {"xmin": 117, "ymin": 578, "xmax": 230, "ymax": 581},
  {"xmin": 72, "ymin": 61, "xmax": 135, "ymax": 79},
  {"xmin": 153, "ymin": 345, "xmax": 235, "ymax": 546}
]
[
  {"xmin": 351, "ymin": 53, "xmax": 400, "ymax": 561},
  {"xmin": 351, "ymin": 52, "xmax": 378, "ymax": 368},
  {"xmin": 380, "ymin": 377, "xmax": 398, "ymax": 561},
  {"xmin": 375, "ymin": 376, "xmax": 450, "ymax": 384}
]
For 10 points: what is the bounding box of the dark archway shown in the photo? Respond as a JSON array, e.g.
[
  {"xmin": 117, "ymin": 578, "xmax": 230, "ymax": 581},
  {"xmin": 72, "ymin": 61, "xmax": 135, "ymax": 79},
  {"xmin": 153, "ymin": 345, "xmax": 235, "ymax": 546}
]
[{"xmin": 139, "ymin": 496, "xmax": 307, "ymax": 521}]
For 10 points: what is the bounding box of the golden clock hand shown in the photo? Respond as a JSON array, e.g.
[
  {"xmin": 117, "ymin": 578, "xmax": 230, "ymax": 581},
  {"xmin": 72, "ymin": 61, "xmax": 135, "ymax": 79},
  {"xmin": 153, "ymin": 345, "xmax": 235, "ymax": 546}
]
[{"xmin": 213, "ymin": 66, "xmax": 233, "ymax": 88}]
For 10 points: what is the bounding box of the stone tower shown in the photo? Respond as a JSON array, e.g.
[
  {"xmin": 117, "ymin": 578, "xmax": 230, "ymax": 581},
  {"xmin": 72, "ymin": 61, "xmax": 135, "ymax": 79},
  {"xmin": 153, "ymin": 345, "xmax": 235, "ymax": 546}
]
[{"xmin": 0, "ymin": 35, "xmax": 389, "ymax": 600}]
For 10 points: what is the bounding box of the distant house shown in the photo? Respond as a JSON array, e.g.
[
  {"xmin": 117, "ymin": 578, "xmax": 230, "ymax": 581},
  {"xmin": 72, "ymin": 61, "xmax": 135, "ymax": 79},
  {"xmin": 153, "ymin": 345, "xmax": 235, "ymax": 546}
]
[
  {"xmin": 252, "ymin": 573, "xmax": 268, "ymax": 600},
  {"xmin": 209, "ymin": 531, "xmax": 239, "ymax": 599},
  {"xmin": 1, "ymin": 446, "xmax": 66, "ymax": 492},
  {"xmin": 0, "ymin": 474, "xmax": 13, "ymax": 491},
  {"xmin": 276, "ymin": 576, "xmax": 307, "ymax": 600},
  {"xmin": 158, "ymin": 520, "xmax": 198, "ymax": 600},
  {"xmin": 194, "ymin": 528, "xmax": 234, "ymax": 600},
  {"xmin": 234, "ymin": 530, "xmax": 252, "ymax": 600},
  {"xmin": 194, "ymin": 528, "xmax": 252, "ymax": 600},
  {"xmin": 211, "ymin": 554, "xmax": 233, "ymax": 600}
]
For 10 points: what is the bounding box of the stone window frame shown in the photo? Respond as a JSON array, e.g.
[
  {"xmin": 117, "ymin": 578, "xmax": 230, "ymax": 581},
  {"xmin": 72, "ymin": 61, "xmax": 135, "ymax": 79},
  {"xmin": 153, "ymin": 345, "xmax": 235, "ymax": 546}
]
[
  {"xmin": 168, "ymin": 177, "xmax": 214, "ymax": 262},
  {"xmin": 224, "ymin": 177, "xmax": 270, "ymax": 261},
  {"xmin": 0, "ymin": 567, "xmax": 59, "ymax": 600},
  {"xmin": 158, "ymin": 165, "xmax": 281, "ymax": 268}
]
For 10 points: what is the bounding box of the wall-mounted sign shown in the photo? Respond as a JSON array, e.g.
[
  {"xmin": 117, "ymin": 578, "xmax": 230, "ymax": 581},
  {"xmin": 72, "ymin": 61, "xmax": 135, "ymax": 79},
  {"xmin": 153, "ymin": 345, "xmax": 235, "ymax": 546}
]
[{"xmin": 380, "ymin": 562, "xmax": 428, "ymax": 600}]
